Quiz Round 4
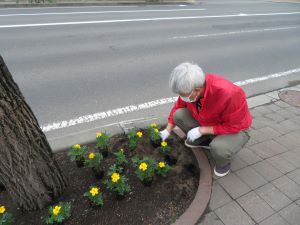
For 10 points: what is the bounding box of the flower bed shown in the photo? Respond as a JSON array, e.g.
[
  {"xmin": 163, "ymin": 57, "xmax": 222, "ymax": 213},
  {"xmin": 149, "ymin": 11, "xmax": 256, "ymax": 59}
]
[{"xmin": 0, "ymin": 126, "xmax": 199, "ymax": 225}]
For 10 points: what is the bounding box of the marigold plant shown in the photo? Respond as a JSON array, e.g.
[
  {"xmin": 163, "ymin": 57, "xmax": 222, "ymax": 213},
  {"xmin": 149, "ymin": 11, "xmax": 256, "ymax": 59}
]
[
  {"xmin": 96, "ymin": 132, "xmax": 110, "ymax": 150},
  {"xmin": 132, "ymin": 156, "xmax": 156, "ymax": 182},
  {"xmin": 113, "ymin": 149, "xmax": 128, "ymax": 168},
  {"xmin": 46, "ymin": 202, "xmax": 71, "ymax": 224},
  {"xmin": 84, "ymin": 186, "xmax": 103, "ymax": 207},
  {"xmin": 104, "ymin": 170, "xmax": 131, "ymax": 197},
  {"xmin": 147, "ymin": 123, "xmax": 161, "ymax": 143},
  {"xmin": 0, "ymin": 205, "xmax": 13, "ymax": 225},
  {"xmin": 85, "ymin": 152, "xmax": 103, "ymax": 172},
  {"xmin": 68, "ymin": 144, "xmax": 87, "ymax": 161},
  {"xmin": 127, "ymin": 128, "xmax": 143, "ymax": 150},
  {"xmin": 155, "ymin": 161, "xmax": 171, "ymax": 177},
  {"xmin": 159, "ymin": 141, "xmax": 171, "ymax": 154}
]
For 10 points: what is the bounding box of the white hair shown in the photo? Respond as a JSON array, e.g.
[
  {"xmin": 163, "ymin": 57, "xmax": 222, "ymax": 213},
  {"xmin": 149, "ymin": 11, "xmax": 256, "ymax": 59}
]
[{"xmin": 169, "ymin": 62, "xmax": 205, "ymax": 94}]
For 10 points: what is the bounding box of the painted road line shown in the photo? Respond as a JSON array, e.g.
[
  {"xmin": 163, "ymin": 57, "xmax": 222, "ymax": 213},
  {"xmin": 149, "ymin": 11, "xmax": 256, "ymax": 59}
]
[
  {"xmin": 40, "ymin": 68, "xmax": 300, "ymax": 132},
  {"xmin": 0, "ymin": 9, "xmax": 206, "ymax": 17},
  {"xmin": 0, "ymin": 11, "xmax": 300, "ymax": 28},
  {"xmin": 169, "ymin": 26, "xmax": 299, "ymax": 39}
]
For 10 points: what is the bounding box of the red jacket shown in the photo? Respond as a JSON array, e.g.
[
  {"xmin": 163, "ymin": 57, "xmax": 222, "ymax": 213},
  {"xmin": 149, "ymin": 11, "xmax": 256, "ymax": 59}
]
[{"xmin": 168, "ymin": 74, "xmax": 252, "ymax": 135}]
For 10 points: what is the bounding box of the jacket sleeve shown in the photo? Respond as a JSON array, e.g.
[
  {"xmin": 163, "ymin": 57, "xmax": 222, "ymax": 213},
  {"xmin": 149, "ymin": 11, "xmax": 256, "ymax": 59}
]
[
  {"xmin": 168, "ymin": 97, "xmax": 187, "ymax": 125},
  {"xmin": 213, "ymin": 91, "xmax": 249, "ymax": 135}
]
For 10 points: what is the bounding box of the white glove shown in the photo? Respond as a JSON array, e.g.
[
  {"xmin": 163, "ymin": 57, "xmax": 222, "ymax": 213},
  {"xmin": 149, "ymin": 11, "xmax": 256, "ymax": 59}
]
[
  {"xmin": 159, "ymin": 129, "xmax": 170, "ymax": 141},
  {"xmin": 187, "ymin": 127, "xmax": 202, "ymax": 142}
]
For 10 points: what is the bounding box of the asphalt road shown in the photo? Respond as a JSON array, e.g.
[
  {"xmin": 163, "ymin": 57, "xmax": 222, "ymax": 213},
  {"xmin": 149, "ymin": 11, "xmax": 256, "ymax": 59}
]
[{"xmin": 0, "ymin": 0, "xmax": 299, "ymax": 150}]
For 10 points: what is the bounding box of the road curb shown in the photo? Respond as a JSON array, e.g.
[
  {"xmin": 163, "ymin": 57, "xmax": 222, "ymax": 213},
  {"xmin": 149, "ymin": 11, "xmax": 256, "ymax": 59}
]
[{"xmin": 0, "ymin": 0, "xmax": 197, "ymax": 8}]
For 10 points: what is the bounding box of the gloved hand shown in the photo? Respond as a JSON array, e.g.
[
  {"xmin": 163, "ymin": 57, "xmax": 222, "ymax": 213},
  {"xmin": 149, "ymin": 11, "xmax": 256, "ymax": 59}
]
[
  {"xmin": 159, "ymin": 129, "xmax": 170, "ymax": 141},
  {"xmin": 187, "ymin": 127, "xmax": 202, "ymax": 142}
]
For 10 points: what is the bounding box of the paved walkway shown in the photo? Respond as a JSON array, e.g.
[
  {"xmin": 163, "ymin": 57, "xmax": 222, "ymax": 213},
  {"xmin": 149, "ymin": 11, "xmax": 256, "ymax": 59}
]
[{"xmin": 198, "ymin": 85, "xmax": 300, "ymax": 225}]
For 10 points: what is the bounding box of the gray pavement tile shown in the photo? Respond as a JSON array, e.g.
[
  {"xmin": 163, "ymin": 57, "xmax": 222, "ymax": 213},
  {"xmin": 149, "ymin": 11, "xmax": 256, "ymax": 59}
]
[
  {"xmin": 249, "ymin": 140, "xmax": 287, "ymax": 159},
  {"xmin": 291, "ymin": 116, "xmax": 300, "ymax": 125},
  {"xmin": 280, "ymin": 151, "xmax": 300, "ymax": 167},
  {"xmin": 251, "ymin": 117, "xmax": 276, "ymax": 130},
  {"xmin": 252, "ymin": 105, "xmax": 274, "ymax": 115},
  {"xmin": 287, "ymin": 169, "xmax": 300, "ymax": 185},
  {"xmin": 251, "ymin": 160, "xmax": 283, "ymax": 181},
  {"xmin": 237, "ymin": 147, "xmax": 263, "ymax": 165},
  {"xmin": 265, "ymin": 91, "xmax": 280, "ymax": 100},
  {"xmin": 267, "ymin": 155, "xmax": 297, "ymax": 174},
  {"xmin": 249, "ymin": 127, "xmax": 281, "ymax": 143},
  {"xmin": 197, "ymin": 211, "xmax": 225, "ymax": 225},
  {"xmin": 265, "ymin": 103, "xmax": 282, "ymax": 112},
  {"xmin": 218, "ymin": 173, "xmax": 251, "ymax": 199},
  {"xmin": 297, "ymin": 199, "xmax": 300, "ymax": 207},
  {"xmin": 215, "ymin": 201, "xmax": 255, "ymax": 225},
  {"xmin": 237, "ymin": 191, "xmax": 275, "ymax": 223},
  {"xmin": 276, "ymin": 109, "xmax": 297, "ymax": 120},
  {"xmin": 255, "ymin": 183, "xmax": 292, "ymax": 211},
  {"xmin": 245, "ymin": 138, "xmax": 257, "ymax": 147},
  {"xmin": 236, "ymin": 167, "xmax": 268, "ymax": 189},
  {"xmin": 279, "ymin": 203, "xmax": 300, "ymax": 225},
  {"xmin": 274, "ymin": 101, "xmax": 292, "ymax": 108},
  {"xmin": 259, "ymin": 213, "xmax": 289, "ymax": 225},
  {"xmin": 286, "ymin": 106, "xmax": 300, "ymax": 116},
  {"xmin": 231, "ymin": 155, "xmax": 248, "ymax": 172},
  {"xmin": 270, "ymin": 120, "xmax": 300, "ymax": 135},
  {"xmin": 272, "ymin": 176, "xmax": 300, "ymax": 201},
  {"xmin": 275, "ymin": 133, "xmax": 300, "ymax": 151},
  {"xmin": 209, "ymin": 182, "xmax": 232, "ymax": 211},
  {"xmin": 248, "ymin": 96, "xmax": 274, "ymax": 109},
  {"xmin": 265, "ymin": 113, "xmax": 285, "ymax": 122}
]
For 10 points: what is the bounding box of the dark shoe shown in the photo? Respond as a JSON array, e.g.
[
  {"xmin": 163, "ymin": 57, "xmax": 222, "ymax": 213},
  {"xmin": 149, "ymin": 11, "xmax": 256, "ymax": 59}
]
[
  {"xmin": 214, "ymin": 164, "xmax": 230, "ymax": 177},
  {"xmin": 185, "ymin": 138, "xmax": 211, "ymax": 149}
]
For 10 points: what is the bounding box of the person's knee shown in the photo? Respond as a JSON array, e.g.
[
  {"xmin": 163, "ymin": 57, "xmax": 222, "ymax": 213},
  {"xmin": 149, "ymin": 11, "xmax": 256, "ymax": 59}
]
[
  {"xmin": 209, "ymin": 142, "xmax": 231, "ymax": 160},
  {"xmin": 173, "ymin": 108, "xmax": 187, "ymax": 125}
]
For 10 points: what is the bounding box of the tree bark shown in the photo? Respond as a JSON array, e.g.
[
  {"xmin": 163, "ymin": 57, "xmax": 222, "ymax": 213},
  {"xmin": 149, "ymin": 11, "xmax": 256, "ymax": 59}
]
[{"xmin": 0, "ymin": 55, "xmax": 67, "ymax": 210}]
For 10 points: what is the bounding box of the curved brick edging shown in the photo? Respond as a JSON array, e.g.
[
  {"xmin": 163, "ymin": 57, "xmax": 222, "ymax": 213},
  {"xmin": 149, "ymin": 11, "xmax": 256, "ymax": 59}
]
[{"xmin": 171, "ymin": 126, "xmax": 212, "ymax": 225}]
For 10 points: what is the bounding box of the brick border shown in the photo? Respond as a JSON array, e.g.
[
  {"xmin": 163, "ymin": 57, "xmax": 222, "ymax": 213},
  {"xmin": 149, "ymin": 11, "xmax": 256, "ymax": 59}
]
[{"xmin": 172, "ymin": 127, "xmax": 213, "ymax": 225}]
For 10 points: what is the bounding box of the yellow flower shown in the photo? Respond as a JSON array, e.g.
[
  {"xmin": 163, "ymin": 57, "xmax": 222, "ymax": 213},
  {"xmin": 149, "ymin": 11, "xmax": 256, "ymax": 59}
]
[
  {"xmin": 96, "ymin": 132, "xmax": 103, "ymax": 138},
  {"xmin": 136, "ymin": 131, "xmax": 143, "ymax": 138},
  {"xmin": 159, "ymin": 162, "xmax": 166, "ymax": 168},
  {"xmin": 53, "ymin": 205, "xmax": 61, "ymax": 216},
  {"xmin": 150, "ymin": 123, "xmax": 157, "ymax": 127},
  {"xmin": 161, "ymin": 141, "xmax": 167, "ymax": 147},
  {"xmin": 88, "ymin": 152, "xmax": 95, "ymax": 159},
  {"xmin": 154, "ymin": 128, "xmax": 159, "ymax": 133},
  {"xmin": 111, "ymin": 173, "xmax": 120, "ymax": 183},
  {"xmin": 0, "ymin": 206, "xmax": 6, "ymax": 214},
  {"xmin": 120, "ymin": 149, "xmax": 124, "ymax": 153},
  {"xmin": 73, "ymin": 144, "xmax": 81, "ymax": 149},
  {"xmin": 139, "ymin": 162, "xmax": 148, "ymax": 171},
  {"xmin": 89, "ymin": 187, "xmax": 99, "ymax": 196}
]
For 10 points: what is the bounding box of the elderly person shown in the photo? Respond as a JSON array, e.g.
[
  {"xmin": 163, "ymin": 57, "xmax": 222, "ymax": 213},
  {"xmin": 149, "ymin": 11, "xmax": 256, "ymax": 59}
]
[{"xmin": 160, "ymin": 62, "xmax": 252, "ymax": 177}]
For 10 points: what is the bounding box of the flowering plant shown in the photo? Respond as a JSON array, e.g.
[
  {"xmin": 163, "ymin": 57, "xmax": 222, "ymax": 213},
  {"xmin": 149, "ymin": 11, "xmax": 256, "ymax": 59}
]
[
  {"xmin": 104, "ymin": 170, "xmax": 130, "ymax": 197},
  {"xmin": 155, "ymin": 161, "xmax": 171, "ymax": 177},
  {"xmin": 96, "ymin": 132, "xmax": 110, "ymax": 157},
  {"xmin": 147, "ymin": 123, "xmax": 161, "ymax": 143},
  {"xmin": 159, "ymin": 141, "xmax": 171, "ymax": 154},
  {"xmin": 85, "ymin": 152, "xmax": 103, "ymax": 173},
  {"xmin": 46, "ymin": 202, "xmax": 71, "ymax": 224},
  {"xmin": 0, "ymin": 205, "xmax": 13, "ymax": 225},
  {"xmin": 127, "ymin": 128, "xmax": 143, "ymax": 150},
  {"xmin": 68, "ymin": 144, "xmax": 87, "ymax": 161},
  {"xmin": 132, "ymin": 156, "xmax": 156, "ymax": 183},
  {"xmin": 114, "ymin": 149, "xmax": 128, "ymax": 167},
  {"xmin": 84, "ymin": 186, "xmax": 103, "ymax": 207}
]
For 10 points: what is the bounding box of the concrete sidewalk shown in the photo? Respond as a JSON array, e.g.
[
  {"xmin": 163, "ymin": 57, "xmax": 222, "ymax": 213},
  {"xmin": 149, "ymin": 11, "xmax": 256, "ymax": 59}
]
[{"xmin": 198, "ymin": 85, "xmax": 300, "ymax": 225}]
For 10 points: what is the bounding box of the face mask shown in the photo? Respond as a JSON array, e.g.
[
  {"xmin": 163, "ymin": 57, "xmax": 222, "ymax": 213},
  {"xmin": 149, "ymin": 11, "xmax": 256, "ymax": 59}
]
[{"xmin": 180, "ymin": 91, "xmax": 197, "ymax": 103}]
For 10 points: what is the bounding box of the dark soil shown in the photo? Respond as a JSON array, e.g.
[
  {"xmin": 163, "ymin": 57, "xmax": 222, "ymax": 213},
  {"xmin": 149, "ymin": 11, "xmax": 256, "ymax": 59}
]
[{"xmin": 0, "ymin": 131, "xmax": 199, "ymax": 225}]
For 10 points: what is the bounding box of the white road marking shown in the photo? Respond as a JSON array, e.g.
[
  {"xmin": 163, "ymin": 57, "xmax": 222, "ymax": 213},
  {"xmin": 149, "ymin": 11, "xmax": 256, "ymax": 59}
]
[
  {"xmin": 169, "ymin": 26, "xmax": 299, "ymax": 39},
  {"xmin": 0, "ymin": 11, "xmax": 300, "ymax": 28},
  {"xmin": 41, "ymin": 68, "xmax": 300, "ymax": 132},
  {"xmin": 0, "ymin": 8, "xmax": 206, "ymax": 17}
]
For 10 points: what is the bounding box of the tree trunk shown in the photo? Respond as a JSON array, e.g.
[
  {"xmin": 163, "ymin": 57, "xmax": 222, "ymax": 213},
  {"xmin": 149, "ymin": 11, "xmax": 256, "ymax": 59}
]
[{"xmin": 0, "ymin": 55, "xmax": 67, "ymax": 210}]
